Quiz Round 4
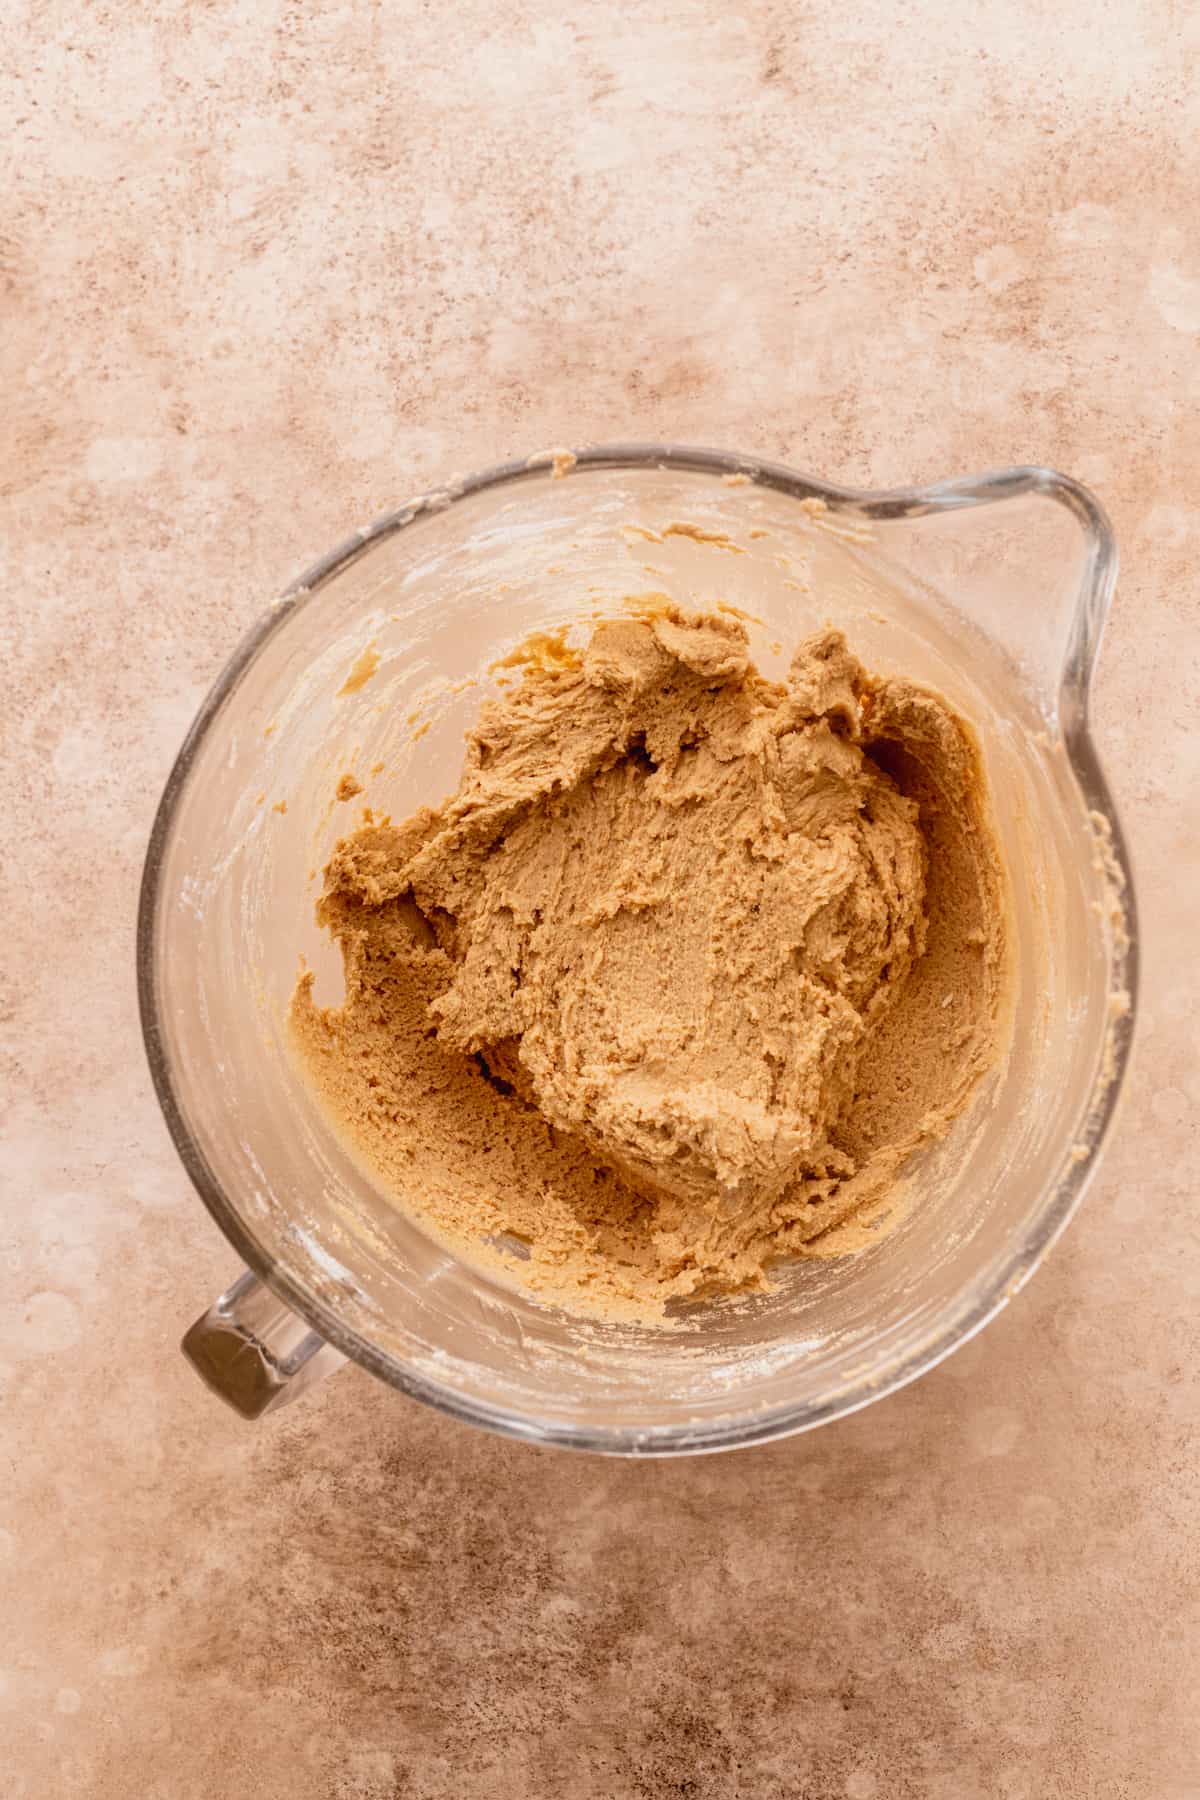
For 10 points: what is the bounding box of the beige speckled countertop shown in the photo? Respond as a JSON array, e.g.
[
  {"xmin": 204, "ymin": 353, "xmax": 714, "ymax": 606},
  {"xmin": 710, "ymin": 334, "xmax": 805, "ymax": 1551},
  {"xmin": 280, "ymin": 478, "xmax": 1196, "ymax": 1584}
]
[{"xmin": 3, "ymin": 4, "xmax": 1198, "ymax": 1797}]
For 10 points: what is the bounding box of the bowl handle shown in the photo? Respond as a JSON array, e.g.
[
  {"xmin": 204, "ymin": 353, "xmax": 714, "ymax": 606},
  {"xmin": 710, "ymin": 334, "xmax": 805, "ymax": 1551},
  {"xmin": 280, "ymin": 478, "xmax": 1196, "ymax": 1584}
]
[{"xmin": 182, "ymin": 1270, "xmax": 345, "ymax": 1420}]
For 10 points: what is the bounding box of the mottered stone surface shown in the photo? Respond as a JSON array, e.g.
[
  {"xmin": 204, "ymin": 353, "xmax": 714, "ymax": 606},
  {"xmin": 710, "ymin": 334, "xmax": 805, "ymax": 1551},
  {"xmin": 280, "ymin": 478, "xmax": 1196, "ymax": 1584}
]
[{"xmin": 2, "ymin": 3, "xmax": 1197, "ymax": 1795}]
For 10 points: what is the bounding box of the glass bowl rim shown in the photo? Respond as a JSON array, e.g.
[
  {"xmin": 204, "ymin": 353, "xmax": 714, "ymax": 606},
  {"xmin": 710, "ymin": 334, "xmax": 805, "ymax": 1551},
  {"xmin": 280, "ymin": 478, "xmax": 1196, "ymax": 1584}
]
[{"xmin": 137, "ymin": 442, "xmax": 1138, "ymax": 1455}]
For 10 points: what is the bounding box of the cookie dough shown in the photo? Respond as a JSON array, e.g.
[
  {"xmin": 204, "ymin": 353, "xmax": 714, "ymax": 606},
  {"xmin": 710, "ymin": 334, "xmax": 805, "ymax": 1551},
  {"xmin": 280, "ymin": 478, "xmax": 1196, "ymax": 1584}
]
[{"xmin": 292, "ymin": 604, "xmax": 1008, "ymax": 1316}]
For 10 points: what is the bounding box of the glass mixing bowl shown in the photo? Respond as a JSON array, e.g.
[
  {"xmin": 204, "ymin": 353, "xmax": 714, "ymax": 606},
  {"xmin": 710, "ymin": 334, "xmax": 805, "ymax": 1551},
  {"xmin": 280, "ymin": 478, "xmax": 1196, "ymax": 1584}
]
[{"xmin": 139, "ymin": 446, "xmax": 1136, "ymax": 1453}]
